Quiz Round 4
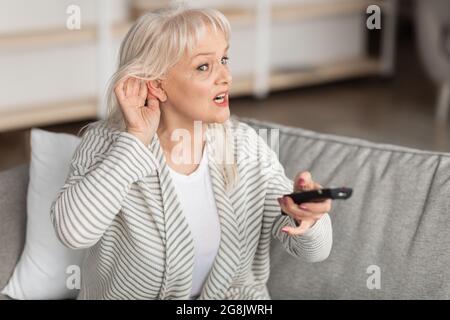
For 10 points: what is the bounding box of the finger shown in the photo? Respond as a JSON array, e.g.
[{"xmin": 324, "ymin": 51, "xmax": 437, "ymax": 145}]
[
  {"xmin": 138, "ymin": 80, "xmax": 147, "ymax": 100},
  {"xmin": 293, "ymin": 172, "xmax": 305, "ymax": 191},
  {"xmin": 287, "ymin": 196, "xmax": 320, "ymax": 221},
  {"xmin": 294, "ymin": 171, "xmax": 314, "ymax": 192},
  {"xmin": 281, "ymin": 219, "xmax": 316, "ymax": 236},
  {"xmin": 125, "ymin": 77, "xmax": 134, "ymax": 96},
  {"xmin": 114, "ymin": 78, "xmax": 126, "ymax": 101},
  {"xmin": 132, "ymin": 78, "xmax": 140, "ymax": 96},
  {"xmin": 278, "ymin": 196, "xmax": 313, "ymax": 219},
  {"xmin": 300, "ymin": 171, "xmax": 315, "ymax": 190},
  {"xmin": 123, "ymin": 77, "xmax": 130, "ymax": 96},
  {"xmin": 298, "ymin": 198, "xmax": 332, "ymax": 214}
]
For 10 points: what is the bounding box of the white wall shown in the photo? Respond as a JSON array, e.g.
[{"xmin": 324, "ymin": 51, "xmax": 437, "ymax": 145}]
[
  {"xmin": 0, "ymin": 0, "xmax": 128, "ymax": 111},
  {"xmin": 0, "ymin": 0, "xmax": 365, "ymax": 114}
]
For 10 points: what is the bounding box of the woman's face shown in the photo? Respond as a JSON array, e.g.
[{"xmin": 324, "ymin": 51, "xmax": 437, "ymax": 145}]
[{"xmin": 160, "ymin": 25, "xmax": 232, "ymax": 125}]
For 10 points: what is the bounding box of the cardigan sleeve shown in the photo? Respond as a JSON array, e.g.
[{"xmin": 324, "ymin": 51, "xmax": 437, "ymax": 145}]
[
  {"xmin": 50, "ymin": 124, "xmax": 159, "ymax": 250},
  {"xmin": 262, "ymin": 140, "xmax": 333, "ymax": 263}
]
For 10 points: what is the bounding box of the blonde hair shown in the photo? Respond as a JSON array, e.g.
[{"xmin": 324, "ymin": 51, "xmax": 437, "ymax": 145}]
[{"xmin": 101, "ymin": 5, "xmax": 239, "ymax": 192}]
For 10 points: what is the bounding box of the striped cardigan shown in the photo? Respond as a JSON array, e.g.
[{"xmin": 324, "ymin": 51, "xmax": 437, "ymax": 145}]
[{"xmin": 50, "ymin": 118, "xmax": 332, "ymax": 300}]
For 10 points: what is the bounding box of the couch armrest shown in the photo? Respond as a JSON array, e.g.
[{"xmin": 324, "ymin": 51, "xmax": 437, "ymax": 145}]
[{"xmin": 0, "ymin": 164, "xmax": 29, "ymax": 294}]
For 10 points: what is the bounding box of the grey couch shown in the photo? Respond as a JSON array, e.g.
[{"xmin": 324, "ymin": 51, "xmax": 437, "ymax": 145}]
[{"xmin": 1, "ymin": 117, "xmax": 449, "ymax": 300}]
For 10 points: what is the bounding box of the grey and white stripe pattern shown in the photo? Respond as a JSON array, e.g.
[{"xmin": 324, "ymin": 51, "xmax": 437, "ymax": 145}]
[{"xmin": 50, "ymin": 119, "xmax": 332, "ymax": 300}]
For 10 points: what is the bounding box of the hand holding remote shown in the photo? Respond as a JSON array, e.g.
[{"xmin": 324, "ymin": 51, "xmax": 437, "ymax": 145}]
[{"xmin": 277, "ymin": 171, "xmax": 333, "ymax": 236}]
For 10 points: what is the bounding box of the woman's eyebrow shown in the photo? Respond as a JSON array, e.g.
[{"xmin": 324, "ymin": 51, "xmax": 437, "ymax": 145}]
[{"xmin": 192, "ymin": 44, "xmax": 230, "ymax": 58}]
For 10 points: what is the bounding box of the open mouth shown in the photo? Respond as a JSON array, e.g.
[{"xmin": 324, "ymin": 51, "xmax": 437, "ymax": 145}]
[{"xmin": 213, "ymin": 92, "xmax": 229, "ymax": 106}]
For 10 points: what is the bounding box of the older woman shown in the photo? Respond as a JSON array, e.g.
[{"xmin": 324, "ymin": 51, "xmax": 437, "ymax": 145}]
[{"xmin": 50, "ymin": 6, "xmax": 332, "ymax": 300}]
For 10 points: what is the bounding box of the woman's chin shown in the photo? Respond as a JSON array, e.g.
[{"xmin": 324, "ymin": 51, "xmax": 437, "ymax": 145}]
[
  {"xmin": 201, "ymin": 106, "xmax": 230, "ymax": 124},
  {"xmin": 215, "ymin": 110, "xmax": 230, "ymax": 124}
]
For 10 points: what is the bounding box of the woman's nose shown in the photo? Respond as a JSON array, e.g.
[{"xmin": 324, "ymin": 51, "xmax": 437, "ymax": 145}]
[{"xmin": 216, "ymin": 65, "xmax": 232, "ymax": 86}]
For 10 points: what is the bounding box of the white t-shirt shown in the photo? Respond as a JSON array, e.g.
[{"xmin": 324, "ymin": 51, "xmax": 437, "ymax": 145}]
[{"xmin": 167, "ymin": 147, "xmax": 221, "ymax": 299}]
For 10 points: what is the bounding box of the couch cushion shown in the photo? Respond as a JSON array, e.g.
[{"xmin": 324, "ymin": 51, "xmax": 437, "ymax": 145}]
[
  {"xmin": 1, "ymin": 129, "xmax": 84, "ymax": 300},
  {"xmin": 0, "ymin": 164, "xmax": 29, "ymax": 301},
  {"xmin": 241, "ymin": 117, "xmax": 450, "ymax": 299}
]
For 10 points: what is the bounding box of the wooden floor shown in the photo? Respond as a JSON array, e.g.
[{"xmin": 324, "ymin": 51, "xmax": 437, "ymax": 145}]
[{"xmin": 0, "ymin": 34, "xmax": 448, "ymax": 172}]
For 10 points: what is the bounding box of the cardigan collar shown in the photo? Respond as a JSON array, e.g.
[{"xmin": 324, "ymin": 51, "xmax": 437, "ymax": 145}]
[{"xmin": 140, "ymin": 127, "xmax": 242, "ymax": 299}]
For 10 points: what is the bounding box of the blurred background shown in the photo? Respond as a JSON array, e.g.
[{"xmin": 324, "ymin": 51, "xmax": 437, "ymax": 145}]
[{"xmin": 1, "ymin": 0, "xmax": 449, "ymax": 171}]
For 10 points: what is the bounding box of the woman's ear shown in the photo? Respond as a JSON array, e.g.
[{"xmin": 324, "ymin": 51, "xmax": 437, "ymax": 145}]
[{"xmin": 146, "ymin": 80, "xmax": 167, "ymax": 102}]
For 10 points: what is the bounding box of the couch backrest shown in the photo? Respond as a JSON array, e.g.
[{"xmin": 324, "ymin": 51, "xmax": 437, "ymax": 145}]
[{"xmin": 241, "ymin": 117, "xmax": 450, "ymax": 299}]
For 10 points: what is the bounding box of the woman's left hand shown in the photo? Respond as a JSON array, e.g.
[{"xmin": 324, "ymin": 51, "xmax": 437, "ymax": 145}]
[{"xmin": 277, "ymin": 171, "xmax": 332, "ymax": 236}]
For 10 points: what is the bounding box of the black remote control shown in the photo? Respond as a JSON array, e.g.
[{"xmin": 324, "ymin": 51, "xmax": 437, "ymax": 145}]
[{"xmin": 281, "ymin": 187, "xmax": 352, "ymax": 216}]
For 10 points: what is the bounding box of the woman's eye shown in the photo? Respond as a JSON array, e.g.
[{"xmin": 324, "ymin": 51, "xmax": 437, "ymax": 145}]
[
  {"xmin": 197, "ymin": 64, "xmax": 209, "ymax": 72},
  {"xmin": 197, "ymin": 57, "xmax": 229, "ymax": 72}
]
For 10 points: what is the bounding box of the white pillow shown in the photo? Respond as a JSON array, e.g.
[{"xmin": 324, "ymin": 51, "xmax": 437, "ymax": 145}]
[{"xmin": 1, "ymin": 128, "xmax": 85, "ymax": 299}]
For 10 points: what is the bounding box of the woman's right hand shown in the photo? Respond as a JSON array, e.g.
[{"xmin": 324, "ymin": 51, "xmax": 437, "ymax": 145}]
[{"xmin": 114, "ymin": 77, "xmax": 161, "ymax": 146}]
